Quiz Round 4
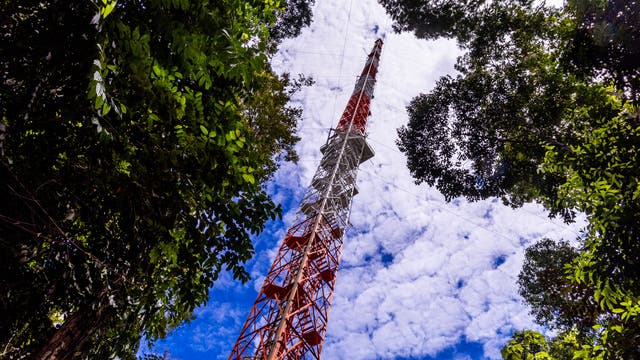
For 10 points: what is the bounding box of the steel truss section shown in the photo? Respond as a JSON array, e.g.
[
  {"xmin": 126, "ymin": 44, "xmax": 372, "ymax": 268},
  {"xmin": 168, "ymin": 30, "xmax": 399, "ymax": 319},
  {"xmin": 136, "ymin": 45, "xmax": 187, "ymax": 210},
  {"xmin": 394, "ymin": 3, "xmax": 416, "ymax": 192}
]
[{"xmin": 229, "ymin": 39, "xmax": 383, "ymax": 360}]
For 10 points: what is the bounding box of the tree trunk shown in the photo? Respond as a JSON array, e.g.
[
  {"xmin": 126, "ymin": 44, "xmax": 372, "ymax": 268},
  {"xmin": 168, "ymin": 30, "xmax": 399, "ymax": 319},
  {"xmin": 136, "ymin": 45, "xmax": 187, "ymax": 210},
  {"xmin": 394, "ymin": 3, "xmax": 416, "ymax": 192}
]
[{"xmin": 34, "ymin": 306, "xmax": 103, "ymax": 360}]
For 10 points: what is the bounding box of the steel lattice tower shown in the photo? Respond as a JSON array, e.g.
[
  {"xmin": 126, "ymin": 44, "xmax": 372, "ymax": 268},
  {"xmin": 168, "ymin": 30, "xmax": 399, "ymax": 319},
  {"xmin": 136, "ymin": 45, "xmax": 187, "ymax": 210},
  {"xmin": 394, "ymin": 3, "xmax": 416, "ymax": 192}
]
[{"xmin": 229, "ymin": 39, "xmax": 383, "ymax": 360}]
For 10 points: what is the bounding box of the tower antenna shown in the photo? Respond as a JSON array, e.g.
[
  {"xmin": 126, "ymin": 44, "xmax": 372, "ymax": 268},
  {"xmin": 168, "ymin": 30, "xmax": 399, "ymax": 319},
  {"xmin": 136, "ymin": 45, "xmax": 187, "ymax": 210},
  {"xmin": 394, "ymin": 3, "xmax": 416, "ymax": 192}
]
[{"xmin": 229, "ymin": 38, "xmax": 384, "ymax": 360}]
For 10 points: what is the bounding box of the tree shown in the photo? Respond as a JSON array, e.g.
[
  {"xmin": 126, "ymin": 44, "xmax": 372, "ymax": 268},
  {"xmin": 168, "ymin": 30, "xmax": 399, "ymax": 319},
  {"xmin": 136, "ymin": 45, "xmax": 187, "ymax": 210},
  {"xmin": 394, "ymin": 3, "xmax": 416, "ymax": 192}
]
[
  {"xmin": 501, "ymin": 330, "xmax": 583, "ymax": 360},
  {"xmin": 392, "ymin": 1, "xmax": 631, "ymax": 215},
  {"xmin": 508, "ymin": 96, "xmax": 640, "ymax": 359},
  {"xmin": 501, "ymin": 330, "xmax": 551, "ymax": 360},
  {"xmin": 378, "ymin": 0, "xmax": 640, "ymax": 357},
  {"xmin": 380, "ymin": 0, "xmax": 640, "ymax": 102},
  {"xmin": 560, "ymin": 0, "xmax": 640, "ymax": 101},
  {"xmin": 539, "ymin": 100, "xmax": 640, "ymax": 358},
  {"xmin": 518, "ymin": 239, "xmax": 599, "ymax": 333},
  {"xmin": 384, "ymin": 0, "xmax": 638, "ymax": 208},
  {"xmin": 1, "ymin": 0, "xmax": 312, "ymax": 358},
  {"xmin": 270, "ymin": 0, "xmax": 316, "ymax": 42}
]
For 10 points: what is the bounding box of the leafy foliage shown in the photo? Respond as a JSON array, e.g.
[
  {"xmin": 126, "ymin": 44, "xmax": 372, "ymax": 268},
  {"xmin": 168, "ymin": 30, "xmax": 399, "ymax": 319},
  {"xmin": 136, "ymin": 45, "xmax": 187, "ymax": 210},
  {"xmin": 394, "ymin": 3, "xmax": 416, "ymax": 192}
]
[
  {"xmin": 518, "ymin": 239, "xmax": 598, "ymax": 333},
  {"xmin": 378, "ymin": 0, "xmax": 640, "ymax": 357},
  {"xmin": 378, "ymin": 0, "xmax": 482, "ymax": 40},
  {"xmin": 561, "ymin": 0, "xmax": 640, "ymax": 101},
  {"xmin": 0, "ymin": 0, "xmax": 312, "ymax": 358},
  {"xmin": 502, "ymin": 330, "xmax": 583, "ymax": 360},
  {"xmin": 539, "ymin": 100, "xmax": 640, "ymax": 358},
  {"xmin": 501, "ymin": 330, "xmax": 552, "ymax": 360},
  {"xmin": 270, "ymin": 0, "xmax": 316, "ymax": 42},
  {"xmin": 508, "ymin": 95, "xmax": 640, "ymax": 359},
  {"xmin": 394, "ymin": 1, "xmax": 632, "ymax": 214}
]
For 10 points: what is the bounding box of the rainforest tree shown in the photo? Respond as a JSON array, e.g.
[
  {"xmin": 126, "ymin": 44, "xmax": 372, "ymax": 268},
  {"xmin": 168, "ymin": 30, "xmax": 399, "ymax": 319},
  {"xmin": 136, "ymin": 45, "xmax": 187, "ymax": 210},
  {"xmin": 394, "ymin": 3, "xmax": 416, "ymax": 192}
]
[
  {"xmin": 378, "ymin": 0, "xmax": 640, "ymax": 357},
  {"xmin": 0, "ymin": 0, "xmax": 313, "ymax": 358}
]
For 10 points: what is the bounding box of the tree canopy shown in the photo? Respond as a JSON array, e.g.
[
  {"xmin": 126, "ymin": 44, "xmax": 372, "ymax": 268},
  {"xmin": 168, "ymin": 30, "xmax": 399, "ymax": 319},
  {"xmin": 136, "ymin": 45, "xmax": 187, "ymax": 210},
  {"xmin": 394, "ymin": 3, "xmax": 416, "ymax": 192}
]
[
  {"xmin": 0, "ymin": 0, "xmax": 313, "ymax": 358},
  {"xmin": 379, "ymin": 0, "xmax": 640, "ymax": 357},
  {"xmin": 517, "ymin": 239, "xmax": 597, "ymax": 333},
  {"xmin": 501, "ymin": 329, "xmax": 582, "ymax": 360}
]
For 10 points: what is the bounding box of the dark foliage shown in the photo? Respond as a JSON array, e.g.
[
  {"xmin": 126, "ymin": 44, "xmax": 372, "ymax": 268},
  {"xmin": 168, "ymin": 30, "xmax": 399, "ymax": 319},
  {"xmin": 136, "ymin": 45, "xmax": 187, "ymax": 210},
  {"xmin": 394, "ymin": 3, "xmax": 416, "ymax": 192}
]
[
  {"xmin": 518, "ymin": 239, "xmax": 597, "ymax": 332},
  {"xmin": 378, "ymin": 0, "xmax": 640, "ymax": 356},
  {"xmin": 271, "ymin": 0, "xmax": 316, "ymax": 42},
  {"xmin": 0, "ymin": 0, "xmax": 312, "ymax": 358}
]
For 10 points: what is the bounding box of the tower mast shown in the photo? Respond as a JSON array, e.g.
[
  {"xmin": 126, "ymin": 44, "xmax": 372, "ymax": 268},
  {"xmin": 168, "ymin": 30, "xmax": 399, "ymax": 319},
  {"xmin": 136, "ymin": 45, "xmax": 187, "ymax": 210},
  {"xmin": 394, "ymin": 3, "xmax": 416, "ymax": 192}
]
[{"xmin": 229, "ymin": 38, "xmax": 383, "ymax": 360}]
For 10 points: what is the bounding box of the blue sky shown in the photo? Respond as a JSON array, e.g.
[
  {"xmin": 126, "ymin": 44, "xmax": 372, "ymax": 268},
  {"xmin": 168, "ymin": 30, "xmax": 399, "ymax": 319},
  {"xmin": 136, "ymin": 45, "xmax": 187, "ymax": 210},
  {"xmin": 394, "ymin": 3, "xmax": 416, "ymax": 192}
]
[{"xmin": 150, "ymin": 0, "xmax": 582, "ymax": 358}]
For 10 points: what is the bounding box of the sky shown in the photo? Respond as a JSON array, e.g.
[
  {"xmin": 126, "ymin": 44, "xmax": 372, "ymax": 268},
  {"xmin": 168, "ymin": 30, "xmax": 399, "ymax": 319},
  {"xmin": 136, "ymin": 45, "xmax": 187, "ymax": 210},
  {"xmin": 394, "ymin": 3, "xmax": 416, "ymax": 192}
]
[{"xmin": 152, "ymin": 0, "xmax": 583, "ymax": 359}]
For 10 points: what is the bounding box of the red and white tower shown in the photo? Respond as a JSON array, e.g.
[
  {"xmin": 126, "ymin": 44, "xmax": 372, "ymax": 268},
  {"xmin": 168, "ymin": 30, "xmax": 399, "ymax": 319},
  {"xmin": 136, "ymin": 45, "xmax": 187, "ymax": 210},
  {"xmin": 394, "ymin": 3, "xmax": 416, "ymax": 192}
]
[{"xmin": 229, "ymin": 39, "xmax": 383, "ymax": 360}]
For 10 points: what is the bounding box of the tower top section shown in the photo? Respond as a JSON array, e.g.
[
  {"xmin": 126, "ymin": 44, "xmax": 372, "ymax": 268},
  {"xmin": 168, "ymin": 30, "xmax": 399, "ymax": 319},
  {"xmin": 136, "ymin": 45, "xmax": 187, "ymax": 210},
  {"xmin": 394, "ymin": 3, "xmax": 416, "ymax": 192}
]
[{"xmin": 336, "ymin": 39, "xmax": 383, "ymax": 134}]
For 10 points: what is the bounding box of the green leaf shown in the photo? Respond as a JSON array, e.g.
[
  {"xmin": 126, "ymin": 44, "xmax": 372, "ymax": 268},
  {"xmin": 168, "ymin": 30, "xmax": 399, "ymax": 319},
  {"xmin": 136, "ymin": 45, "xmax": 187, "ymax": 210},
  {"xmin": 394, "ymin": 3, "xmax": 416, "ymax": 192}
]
[
  {"xmin": 242, "ymin": 173, "xmax": 255, "ymax": 184},
  {"xmin": 101, "ymin": 0, "xmax": 117, "ymax": 18},
  {"xmin": 102, "ymin": 102, "xmax": 111, "ymax": 116}
]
